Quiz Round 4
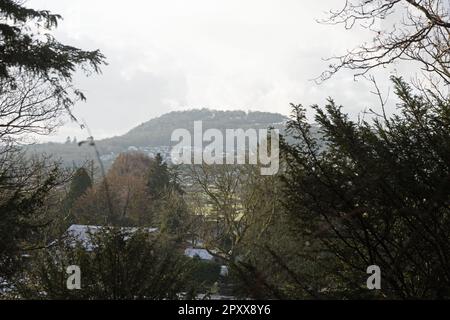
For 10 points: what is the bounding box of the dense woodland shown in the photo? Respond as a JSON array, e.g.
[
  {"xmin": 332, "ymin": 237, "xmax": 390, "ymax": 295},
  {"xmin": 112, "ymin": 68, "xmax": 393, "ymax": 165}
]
[{"xmin": 0, "ymin": 0, "xmax": 449, "ymax": 299}]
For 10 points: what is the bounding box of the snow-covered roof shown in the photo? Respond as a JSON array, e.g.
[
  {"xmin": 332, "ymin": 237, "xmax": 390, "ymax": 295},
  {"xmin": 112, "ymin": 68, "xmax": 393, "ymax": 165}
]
[
  {"xmin": 184, "ymin": 248, "xmax": 214, "ymax": 261},
  {"xmin": 65, "ymin": 225, "xmax": 158, "ymax": 251},
  {"xmin": 65, "ymin": 226, "xmax": 215, "ymax": 262}
]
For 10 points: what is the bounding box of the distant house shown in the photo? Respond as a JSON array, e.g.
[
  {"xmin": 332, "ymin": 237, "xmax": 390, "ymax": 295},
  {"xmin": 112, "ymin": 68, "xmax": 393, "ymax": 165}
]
[
  {"xmin": 64, "ymin": 225, "xmax": 215, "ymax": 262},
  {"xmin": 64, "ymin": 225, "xmax": 158, "ymax": 251},
  {"xmin": 184, "ymin": 248, "xmax": 214, "ymax": 261}
]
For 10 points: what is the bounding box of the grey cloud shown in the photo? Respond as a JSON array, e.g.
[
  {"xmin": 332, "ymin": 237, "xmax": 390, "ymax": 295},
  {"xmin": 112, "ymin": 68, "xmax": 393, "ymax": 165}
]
[{"xmin": 28, "ymin": 0, "xmax": 403, "ymax": 141}]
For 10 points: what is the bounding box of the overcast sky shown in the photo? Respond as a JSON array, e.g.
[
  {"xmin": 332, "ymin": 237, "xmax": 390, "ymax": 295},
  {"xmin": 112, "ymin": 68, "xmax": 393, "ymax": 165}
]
[{"xmin": 29, "ymin": 0, "xmax": 399, "ymax": 142}]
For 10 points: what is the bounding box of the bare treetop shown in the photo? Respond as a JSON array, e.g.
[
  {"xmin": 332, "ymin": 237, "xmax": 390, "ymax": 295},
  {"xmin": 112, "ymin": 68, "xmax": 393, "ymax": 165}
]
[{"xmin": 319, "ymin": 0, "xmax": 450, "ymax": 85}]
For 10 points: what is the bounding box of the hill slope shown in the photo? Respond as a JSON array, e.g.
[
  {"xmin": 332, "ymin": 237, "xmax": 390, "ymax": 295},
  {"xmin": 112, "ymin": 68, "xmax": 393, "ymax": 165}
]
[{"xmin": 26, "ymin": 109, "xmax": 289, "ymax": 167}]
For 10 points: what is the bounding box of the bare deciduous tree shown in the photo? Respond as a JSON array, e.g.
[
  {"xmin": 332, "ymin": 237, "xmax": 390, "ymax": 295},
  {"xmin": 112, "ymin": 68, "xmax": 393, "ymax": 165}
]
[
  {"xmin": 0, "ymin": 70, "xmax": 78, "ymax": 146},
  {"xmin": 319, "ymin": 0, "xmax": 450, "ymax": 85}
]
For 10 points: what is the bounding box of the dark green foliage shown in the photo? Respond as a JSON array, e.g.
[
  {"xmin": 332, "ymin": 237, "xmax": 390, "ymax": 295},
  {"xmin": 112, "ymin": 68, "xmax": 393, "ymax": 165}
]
[
  {"xmin": 0, "ymin": 0, "xmax": 104, "ymax": 295},
  {"xmin": 147, "ymin": 154, "xmax": 171, "ymax": 199},
  {"xmin": 0, "ymin": 0, "xmax": 105, "ymax": 129},
  {"xmin": 147, "ymin": 153, "xmax": 183, "ymax": 201},
  {"xmin": 0, "ymin": 154, "xmax": 63, "ymax": 288},
  {"xmin": 158, "ymin": 192, "xmax": 190, "ymax": 236},
  {"xmin": 0, "ymin": 0, "xmax": 104, "ymax": 79},
  {"xmin": 19, "ymin": 229, "xmax": 197, "ymax": 299},
  {"xmin": 190, "ymin": 259, "xmax": 221, "ymax": 289},
  {"xmin": 65, "ymin": 168, "xmax": 92, "ymax": 210},
  {"xmin": 146, "ymin": 154, "xmax": 189, "ymax": 235},
  {"xmin": 281, "ymin": 77, "xmax": 450, "ymax": 299}
]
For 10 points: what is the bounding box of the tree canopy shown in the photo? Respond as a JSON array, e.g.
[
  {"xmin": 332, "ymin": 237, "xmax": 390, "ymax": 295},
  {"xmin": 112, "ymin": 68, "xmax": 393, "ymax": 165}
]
[{"xmin": 281, "ymin": 77, "xmax": 450, "ymax": 298}]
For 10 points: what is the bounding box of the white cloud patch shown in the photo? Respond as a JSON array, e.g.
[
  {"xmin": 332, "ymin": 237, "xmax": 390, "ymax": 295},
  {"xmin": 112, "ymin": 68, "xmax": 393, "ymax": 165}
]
[{"xmin": 29, "ymin": 0, "xmax": 400, "ymax": 142}]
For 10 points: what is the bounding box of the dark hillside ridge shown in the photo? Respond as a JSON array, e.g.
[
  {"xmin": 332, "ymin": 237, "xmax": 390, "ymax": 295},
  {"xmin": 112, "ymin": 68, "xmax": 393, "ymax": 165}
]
[{"xmin": 26, "ymin": 109, "xmax": 290, "ymax": 167}]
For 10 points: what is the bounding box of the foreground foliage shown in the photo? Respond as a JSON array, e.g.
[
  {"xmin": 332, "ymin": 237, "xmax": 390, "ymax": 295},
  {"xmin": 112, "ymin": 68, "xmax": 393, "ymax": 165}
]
[{"xmin": 281, "ymin": 77, "xmax": 450, "ymax": 298}]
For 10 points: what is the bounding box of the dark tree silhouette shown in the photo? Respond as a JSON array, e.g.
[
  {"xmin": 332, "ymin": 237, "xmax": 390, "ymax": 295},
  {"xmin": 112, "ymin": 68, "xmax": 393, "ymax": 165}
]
[
  {"xmin": 0, "ymin": 0, "xmax": 104, "ymax": 79},
  {"xmin": 281, "ymin": 77, "xmax": 450, "ymax": 298},
  {"xmin": 0, "ymin": 0, "xmax": 105, "ymax": 290},
  {"xmin": 65, "ymin": 167, "xmax": 92, "ymax": 213},
  {"xmin": 18, "ymin": 228, "xmax": 197, "ymax": 299},
  {"xmin": 0, "ymin": 155, "xmax": 64, "ymax": 288},
  {"xmin": 0, "ymin": 0, "xmax": 106, "ymax": 144}
]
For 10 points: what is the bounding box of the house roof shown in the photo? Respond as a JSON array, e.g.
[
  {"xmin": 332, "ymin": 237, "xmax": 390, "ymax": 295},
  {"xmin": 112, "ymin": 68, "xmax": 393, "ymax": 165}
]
[
  {"xmin": 184, "ymin": 248, "xmax": 214, "ymax": 261},
  {"xmin": 65, "ymin": 224, "xmax": 158, "ymax": 251},
  {"xmin": 65, "ymin": 225, "xmax": 215, "ymax": 261}
]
